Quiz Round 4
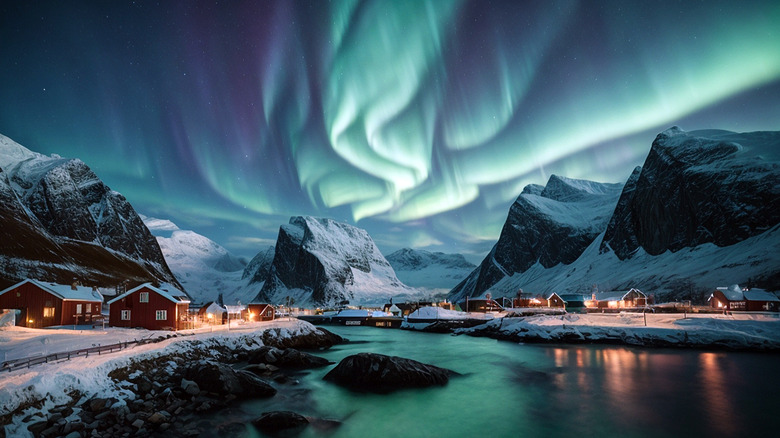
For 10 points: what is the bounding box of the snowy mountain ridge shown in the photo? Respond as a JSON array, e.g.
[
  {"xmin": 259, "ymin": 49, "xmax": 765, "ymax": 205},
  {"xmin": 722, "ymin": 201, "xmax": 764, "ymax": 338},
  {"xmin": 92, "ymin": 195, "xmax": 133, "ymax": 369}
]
[
  {"xmin": 142, "ymin": 215, "xmax": 262, "ymax": 306},
  {"xmin": 256, "ymin": 216, "xmax": 419, "ymax": 307},
  {"xmin": 385, "ymin": 248, "xmax": 476, "ymax": 292},
  {"xmin": 0, "ymin": 134, "xmax": 181, "ymax": 290},
  {"xmin": 449, "ymin": 127, "xmax": 780, "ymax": 302}
]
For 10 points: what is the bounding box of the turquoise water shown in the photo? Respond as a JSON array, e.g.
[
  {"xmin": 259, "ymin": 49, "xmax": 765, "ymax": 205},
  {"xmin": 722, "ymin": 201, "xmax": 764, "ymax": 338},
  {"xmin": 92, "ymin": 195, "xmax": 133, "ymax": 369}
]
[{"xmin": 237, "ymin": 326, "xmax": 779, "ymax": 438}]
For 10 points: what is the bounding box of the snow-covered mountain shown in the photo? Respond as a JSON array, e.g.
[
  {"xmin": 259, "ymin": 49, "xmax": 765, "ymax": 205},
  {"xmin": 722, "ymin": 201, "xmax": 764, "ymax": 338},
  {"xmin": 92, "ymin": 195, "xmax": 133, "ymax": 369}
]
[
  {"xmin": 449, "ymin": 128, "xmax": 780, "ymax": 303},
  {"xmin": 450, "ymin": 174, "xmax": 623, "ymax": 300},
  {"xmin": 142, "ymin": 215, "xmax": 267, "ymax": 306},
  {"xmin": 0, "ymin": 134, "xmax": 181, "ymax": 290},
  {"xmin": 385, "ymin": 248, "xmax": 476, "ymax": 292},
  {"xmin": 254, "ymin": 216, "xmax": 418, "ymax": 307}
]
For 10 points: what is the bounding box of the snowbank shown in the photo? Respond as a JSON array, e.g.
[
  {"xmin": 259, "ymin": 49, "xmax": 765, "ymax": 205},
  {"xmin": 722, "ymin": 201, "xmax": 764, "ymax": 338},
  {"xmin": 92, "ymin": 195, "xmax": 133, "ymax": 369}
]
[
  {"xmin": 0, "ymin": 320, "xmax": 319, "ymax": 423},
  {"xmin": 457, "ymin": 312, "xmax": 780, "ymax": 351}
]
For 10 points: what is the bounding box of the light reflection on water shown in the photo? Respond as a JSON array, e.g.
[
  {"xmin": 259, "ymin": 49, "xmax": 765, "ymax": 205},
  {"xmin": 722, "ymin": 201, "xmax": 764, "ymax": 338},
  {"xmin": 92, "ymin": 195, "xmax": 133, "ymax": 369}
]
[{"xmin": 230, "ymin": 327, "xmax": 778, "ymax": 438}]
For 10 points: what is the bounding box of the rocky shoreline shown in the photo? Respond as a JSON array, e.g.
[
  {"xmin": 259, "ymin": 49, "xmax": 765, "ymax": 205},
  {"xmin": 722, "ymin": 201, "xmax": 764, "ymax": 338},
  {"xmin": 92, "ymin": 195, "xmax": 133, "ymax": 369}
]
[{"xmin": 1, "ymin": 325, "xmax": 344, "ymax": 438}]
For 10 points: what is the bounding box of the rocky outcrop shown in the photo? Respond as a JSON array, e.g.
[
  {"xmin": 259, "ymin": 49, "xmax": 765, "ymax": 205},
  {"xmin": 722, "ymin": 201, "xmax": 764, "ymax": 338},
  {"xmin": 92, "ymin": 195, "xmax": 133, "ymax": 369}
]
[
  {"xmin": 182, "ymin": 360, "xmax": 276, "ymax": 399},
  {"xmin": 246, "ymin": 346, "xmax": 332, "ymax": 368},
  {"xmin": 0, "ymin": 134, "xmax": 182, "ymax": 290},
  {"xmin": 601, "ymin": 127, "xmax": 780, "ymax": 259},
  {"xmin": 255, "ymin": 216, "xmax": 415, "ymax": 306},
  {"xmin": 258, "ymin": 326, "xmax": 345, "ymax": 350},
  {"xmin": 449, "ymin": 175, "xmax": 622, "ymax": 301},
  {"xmin": 323, "ymin": 353, "xmax": 457, "ymax": 393}
]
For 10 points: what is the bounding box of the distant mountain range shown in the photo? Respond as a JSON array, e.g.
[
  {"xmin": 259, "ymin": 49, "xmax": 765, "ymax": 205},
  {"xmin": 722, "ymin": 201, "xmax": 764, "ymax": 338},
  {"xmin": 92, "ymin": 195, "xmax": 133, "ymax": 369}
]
[
  {"xmin": 0, "ymin": 134, "xmax": 181, "ymax": 291},
  {"xmin": 385, "ymin": 248, "xmax": 476, "ymax": 293},
  {"xmin": 449, "ymin": 128, "xmax": 780, "ymax": 303},
  {"xmin": 142, "ymin": 215, "xmax": 267, "ymax": 306}
]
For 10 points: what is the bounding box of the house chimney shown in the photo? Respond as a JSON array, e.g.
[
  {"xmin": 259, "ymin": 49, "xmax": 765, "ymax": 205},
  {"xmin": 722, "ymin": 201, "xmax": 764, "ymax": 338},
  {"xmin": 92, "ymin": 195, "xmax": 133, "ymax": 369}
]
[{"xmin": 71, "ymin": 278, "xmax": 78, "ymax": 290}]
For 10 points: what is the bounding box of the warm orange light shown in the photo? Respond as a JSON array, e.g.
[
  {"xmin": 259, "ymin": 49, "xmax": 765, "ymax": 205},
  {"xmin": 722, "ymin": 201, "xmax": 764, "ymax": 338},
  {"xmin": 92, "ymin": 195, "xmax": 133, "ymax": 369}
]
[
  {"xmin": 249, "ymin": 312, "xmax": 255, "ymax": 320},
  {"xmin": 28, "ymin": 319, "xmax": 33, "ymax": 324},
  {"xmin": 207, "ymin": 313, "xmax": 214, "ymax": 319}
]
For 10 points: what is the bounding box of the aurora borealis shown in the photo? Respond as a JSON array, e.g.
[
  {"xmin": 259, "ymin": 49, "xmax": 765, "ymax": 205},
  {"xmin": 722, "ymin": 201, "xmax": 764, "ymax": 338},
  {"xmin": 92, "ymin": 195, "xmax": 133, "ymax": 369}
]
[{"xmin": 1, "ymin": 1, "xmax": 779, "ymax": 261}]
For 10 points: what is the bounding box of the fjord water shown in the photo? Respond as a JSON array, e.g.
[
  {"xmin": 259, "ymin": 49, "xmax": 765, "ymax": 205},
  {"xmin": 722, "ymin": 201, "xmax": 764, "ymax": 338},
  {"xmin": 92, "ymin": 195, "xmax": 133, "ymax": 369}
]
[{"xmin": 242, "ymin": 326, "xmax": 778, "ymax": 438}]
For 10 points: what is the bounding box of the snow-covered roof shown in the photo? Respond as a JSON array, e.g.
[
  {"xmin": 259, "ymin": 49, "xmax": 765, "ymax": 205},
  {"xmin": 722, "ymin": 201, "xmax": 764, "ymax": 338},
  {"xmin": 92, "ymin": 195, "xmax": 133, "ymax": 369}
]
[
  {"xmin": 202, "ymin": 302, "xmax": 226, "ymax": 314},
  {"xmin": 716, "ymin": 284, "xmax": 745, "ymax": 301},
  {"xmin": 592, "ymin": 289, "xmax": 645, "ymax": 302},
  {"xmin": 337, "ymin": 309, "xmax": 370, "ymax": 317},
  {"xmin": 0, "ymin": 279, "xmax": 103, "ymax": 302},
  {"xmin": 559, "ymin": 294, "xmax": 586, "ymax": 302},
  {"xmin": 743, "ymin": 289, "xmax": 780, "ymax": 302},
  {"xmin": 107, "ymin": 283, "xmax": 190, "ymax": 305}
]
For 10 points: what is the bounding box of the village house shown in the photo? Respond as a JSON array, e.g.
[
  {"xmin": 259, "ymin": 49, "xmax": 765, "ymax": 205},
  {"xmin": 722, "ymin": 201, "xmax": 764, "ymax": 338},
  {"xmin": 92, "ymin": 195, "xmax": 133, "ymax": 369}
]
[
  {"xmin": 246, "ymin": 303, "xmax": 275, "ymax": 322},
  {"xmin": 709, "ymin": 285, "xmax": 779, "ymax": 312},
  {"xmin": 0, "ymin": 279, "xmax": 104, "ymax": 328},
  {"xmin": 547, "ymin": 293, "xmax": 586, "ymax": 310},
  {"xmin": 585, "ymin": 288, "xmax": 650, "ymax": 309},
  {"xmin": 107, "ymin": 283, "xmax": 190, "ymax": 330},
  {"xmin": 198, "ymin": 301, "xmax": 227, "ymax": 324}
]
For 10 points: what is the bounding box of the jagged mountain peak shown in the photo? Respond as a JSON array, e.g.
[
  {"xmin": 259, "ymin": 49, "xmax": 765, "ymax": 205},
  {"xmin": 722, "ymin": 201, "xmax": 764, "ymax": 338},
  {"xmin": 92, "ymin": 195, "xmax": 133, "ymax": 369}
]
[
  {"xmin": 0, "ymin": 134, "xmax": 182, "ymax": 291},
  {"xmin": 255, "ymin": 216, "xmax": 416, "ymax": 307}
]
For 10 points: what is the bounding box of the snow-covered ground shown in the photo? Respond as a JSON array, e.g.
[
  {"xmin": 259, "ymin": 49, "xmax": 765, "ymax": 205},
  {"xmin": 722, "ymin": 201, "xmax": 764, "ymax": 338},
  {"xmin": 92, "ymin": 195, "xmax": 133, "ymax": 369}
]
[
  {"xmin": 457, "ymin": 312, "xmax": 780, "ymax": 350},
  {"xmin": 0, "ymin": 319, "xmax": 313, "ymax": 434}
]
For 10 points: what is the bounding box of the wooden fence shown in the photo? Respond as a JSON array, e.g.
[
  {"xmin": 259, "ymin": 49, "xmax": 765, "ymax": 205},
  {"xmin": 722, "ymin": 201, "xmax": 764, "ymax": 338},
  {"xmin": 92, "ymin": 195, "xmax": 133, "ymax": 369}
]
[{"xmin": 2, "ymin": 340, "xmax": 140, "ymax": 373}]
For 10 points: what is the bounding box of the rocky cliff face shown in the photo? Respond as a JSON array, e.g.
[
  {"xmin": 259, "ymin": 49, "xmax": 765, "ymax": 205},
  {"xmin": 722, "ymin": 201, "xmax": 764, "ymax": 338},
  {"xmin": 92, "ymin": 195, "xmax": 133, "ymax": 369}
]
[
  {"xmin": 448, "ymin": 127, "xmax": 780, "ymax": 303},
  {"xmin": 449, "ymin": 175, "xmax": 623, "ymax": 301},
  {"xmin": 0, "ymin": 134, "xmax": 182, "ymax": 290},
  {"xmin": 254, "ymin": 216, "xmax": 414, "ymax": 306},
  {"xmin": 601, "ymin": 127, "xmax": 780, "ymax": 259},
  {"xmin": 243, "ymin": 246, "xmax": 275, "ymax": 284}
]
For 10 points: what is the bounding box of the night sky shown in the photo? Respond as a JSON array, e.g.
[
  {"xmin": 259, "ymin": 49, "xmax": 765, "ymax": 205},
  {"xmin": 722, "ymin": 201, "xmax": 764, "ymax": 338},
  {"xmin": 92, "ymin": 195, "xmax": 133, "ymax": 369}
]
[{"xmin": 1, "ymin": 1, "xmax": 779, "ymax": 262}]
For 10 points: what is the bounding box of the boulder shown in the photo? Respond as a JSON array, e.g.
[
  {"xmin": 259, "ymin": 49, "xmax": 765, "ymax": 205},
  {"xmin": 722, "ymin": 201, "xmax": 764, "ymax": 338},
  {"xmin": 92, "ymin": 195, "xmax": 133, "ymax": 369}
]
[
  {"xmin": 323, "ymin": 353, "xmax": 457, "ymax": 393},
  {"xmin": 182, "ymin": 360, "xmax": 276, "ymax": 399},
  {"xmin": 247, "ymin": 346, "xmax": 331, "ymax": 368},
  {"xmin": 251, "ymin": 411, "xmax": 309, "ymax": 435}
]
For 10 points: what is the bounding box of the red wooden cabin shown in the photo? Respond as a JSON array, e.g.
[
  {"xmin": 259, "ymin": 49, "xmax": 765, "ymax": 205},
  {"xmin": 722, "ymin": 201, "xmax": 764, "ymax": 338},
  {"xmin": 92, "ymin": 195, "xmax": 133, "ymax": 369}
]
[
  {"xmin": 246, "ymin": 303, "xmax": 275, "ymax": 322},
  {"xmin": 0, "ymin": 279, "xmax": 103, "ymax": 328},
  {"xmin": 108, "ymin": 283, "xmax": 190, "ymax": 330}
]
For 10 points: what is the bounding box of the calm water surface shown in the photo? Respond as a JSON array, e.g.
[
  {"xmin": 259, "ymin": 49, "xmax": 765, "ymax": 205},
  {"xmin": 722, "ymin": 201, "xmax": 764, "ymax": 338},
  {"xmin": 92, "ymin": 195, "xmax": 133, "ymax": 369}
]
[{"xmin": 232, "ymin": 326, "xmax": 778, "ymax": 438}]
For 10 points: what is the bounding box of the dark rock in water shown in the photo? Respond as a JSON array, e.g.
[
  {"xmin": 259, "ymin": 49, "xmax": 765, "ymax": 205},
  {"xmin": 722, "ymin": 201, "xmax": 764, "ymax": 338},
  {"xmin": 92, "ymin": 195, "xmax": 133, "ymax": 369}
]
[
  {"xmin": 251, "ymin": 411, "xmax": 309, "ymax": 436},
  {"xmin": 260, "ymin": 327, "xmax": 345, "ymax": 350},
  {"xmin": 323, "ymin": 353, "xmax": 456, "ymax": 393},
  {"xmin": 182, "ymin": 360, "xmax": 276, "ymax": 399},
  {"xmin": 247, "ymin": 346, "xmax": 331, "ymax": 368}
]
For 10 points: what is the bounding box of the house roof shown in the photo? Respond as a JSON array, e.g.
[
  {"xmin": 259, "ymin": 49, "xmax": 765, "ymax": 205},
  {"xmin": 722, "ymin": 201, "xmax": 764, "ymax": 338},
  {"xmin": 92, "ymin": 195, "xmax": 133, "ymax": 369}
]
[
  {"xmin": 592, "ymin": 288, "xmax": 646, "ymax": 302},
  {"xmin": 201, "ymin": 302, "xmax": 226, "ymax": 314},
  {"xmin": 0, "ymin": 279, "xmax": 103, "ymax": 302},
  {"xmin": 107, "ymin": 282, "xmax": 190, "ymax": 305},
  {"xmin": 716, "ymin": 284, "xmax": 745, "ymax": 301},
  {"xmin": 559, "ymin": 294, "xmax": 586, "ymax": 302},
  {"xmin": 743, "ymin": 289, "xmax": 780, "ymax": 302}
]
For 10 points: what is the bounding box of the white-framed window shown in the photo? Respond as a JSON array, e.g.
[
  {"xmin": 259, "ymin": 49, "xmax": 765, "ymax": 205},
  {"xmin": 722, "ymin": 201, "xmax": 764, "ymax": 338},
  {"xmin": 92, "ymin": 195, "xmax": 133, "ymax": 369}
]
[
  {"xmin": 156, "ymin": 310, "xmax": 167, "ymax": 320},
  {"xmin": 86, "ymin": 303, "xmax": 91, "ymax": 313},
  {"xmin": 139, "ymin": 292, "xmax": 149, "ymax": 303},
  {"xmin": 76, "ymin": 304, "xmax": 82, "ymax": 314},
  {"xmin": 43, "ymin": 307, "xmax": 55, "ymax": 318},
  {"xmin": 121, "ymin": 310, "xmax": 131, "ymax": 320}
]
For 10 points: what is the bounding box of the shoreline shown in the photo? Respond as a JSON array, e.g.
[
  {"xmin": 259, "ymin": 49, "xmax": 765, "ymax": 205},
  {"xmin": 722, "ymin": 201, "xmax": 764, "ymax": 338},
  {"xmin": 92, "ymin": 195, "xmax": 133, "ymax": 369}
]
[{"xmin": 403, "ymin": 312, "xmax": 780, "ymax": 352}]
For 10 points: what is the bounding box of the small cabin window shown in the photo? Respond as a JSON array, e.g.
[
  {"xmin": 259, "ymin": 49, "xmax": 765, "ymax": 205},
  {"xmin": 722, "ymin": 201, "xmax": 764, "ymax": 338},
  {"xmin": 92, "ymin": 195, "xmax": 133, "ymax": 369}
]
[
  {"xmin": 156, "ymin": 310, "xmax": 167, "ymax": 320},
  {"xmin": 86, "ymin": 303, "xmax": 91, "ymax": 313},
  {"xmin": 76, "ymin": 304, "xmax": 82, "ymax": 314},
  {"xmin": 139, "ymin": 292, "xmax": 149, "ymax": 303},
  {"xmin": 43, "ymin": 307, "xmax": 55, "ymax": 318},
  {"xmin": 121, "ymin": 310, "xmax": 131, "ymax": 320}
]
